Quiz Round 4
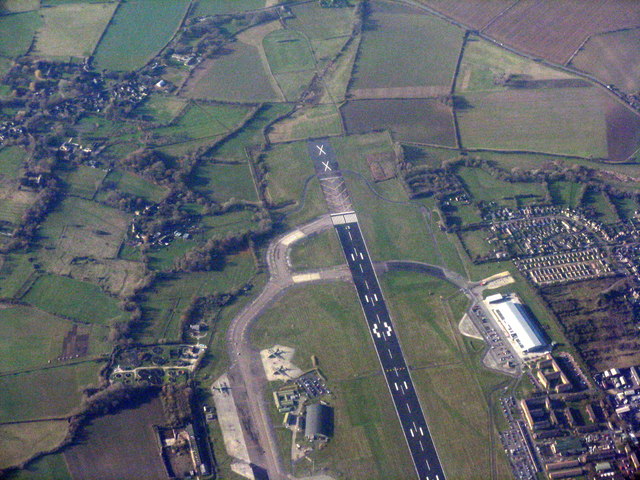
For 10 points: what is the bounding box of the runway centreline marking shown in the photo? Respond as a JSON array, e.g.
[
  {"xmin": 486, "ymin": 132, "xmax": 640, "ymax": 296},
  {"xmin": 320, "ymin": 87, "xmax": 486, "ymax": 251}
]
[{"xmin": 308, "ymin": 138, "xmax": 446, "ymax": 480}]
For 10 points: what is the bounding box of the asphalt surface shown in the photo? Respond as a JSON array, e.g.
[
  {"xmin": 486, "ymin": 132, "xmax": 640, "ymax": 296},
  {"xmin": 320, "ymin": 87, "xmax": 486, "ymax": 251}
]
[
  {"xmin": 335, "ymin": 220, "xmax": 446, "ymax": 480},
  {"xmin": 307, "ymin": 138, "xmax": 446, "ymax": 480}
]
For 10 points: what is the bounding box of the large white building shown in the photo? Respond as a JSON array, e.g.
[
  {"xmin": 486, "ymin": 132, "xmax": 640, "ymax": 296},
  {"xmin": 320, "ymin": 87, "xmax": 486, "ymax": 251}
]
[{"xmin": 485, "ymin": 293, "xmax": 548, "ymax": 354}]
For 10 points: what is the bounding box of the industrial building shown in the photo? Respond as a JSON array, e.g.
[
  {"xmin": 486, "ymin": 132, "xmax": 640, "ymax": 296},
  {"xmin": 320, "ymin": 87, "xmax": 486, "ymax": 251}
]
[
  {"xmin": 304, "ymin": 404, "xmax": 333, "ymax": 441},
  {"xmin": 485, "ymin": 293, "xmax": 549, "ymax": 354}
]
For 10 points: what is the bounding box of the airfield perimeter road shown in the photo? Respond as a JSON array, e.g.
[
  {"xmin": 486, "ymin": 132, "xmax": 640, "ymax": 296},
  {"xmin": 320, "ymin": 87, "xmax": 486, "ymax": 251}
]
[
  {"xmin": 224, "ymin": 142, "xmax": 503, "ymax": 480},
  {"xmin": 225, "ymin": 215, "xmax": 351, "ymax": 480},
  {"xmin": 310, "ymin": 139, "xmax": 446, "ymax": 480}
]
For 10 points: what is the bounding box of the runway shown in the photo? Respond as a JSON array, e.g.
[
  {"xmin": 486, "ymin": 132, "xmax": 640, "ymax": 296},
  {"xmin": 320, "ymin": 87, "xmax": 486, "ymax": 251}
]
[{"xmin": 308, "ymin": 139, "xmax": 446, "ymax": 480}]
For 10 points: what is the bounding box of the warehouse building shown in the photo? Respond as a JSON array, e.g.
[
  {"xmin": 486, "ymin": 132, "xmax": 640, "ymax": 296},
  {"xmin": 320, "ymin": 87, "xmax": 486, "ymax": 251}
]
[
  {"xmin": 485, "ymin": 293, "xmax": 549, "ymax": 355},
  {"xmin": 304, "ymin": 404, "xmax": 333, "ymax": 441}
]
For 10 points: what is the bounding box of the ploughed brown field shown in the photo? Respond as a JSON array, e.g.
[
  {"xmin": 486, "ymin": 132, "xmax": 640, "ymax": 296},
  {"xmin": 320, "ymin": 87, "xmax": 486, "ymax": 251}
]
[
  {"xmin": 420, "ymin": 0, "xmax": 640, "ymax": 65},
  {"xmin": 416, "ymin": 0, "xmax": 514, "ymax": 31},
  {"xmin": 569, "ymin": 28, "xmax": 640, "ymax": 95},
  {"xmin": 341, "ymin": 98, "xmax": 456, "ymax": 145},
  {"xmin": 64, "ymin": 396, "xmax": 168, "ymax": 480},
  {"xmin": 606, "ymin": 101, "xmax": 640, "ymax": 162}
]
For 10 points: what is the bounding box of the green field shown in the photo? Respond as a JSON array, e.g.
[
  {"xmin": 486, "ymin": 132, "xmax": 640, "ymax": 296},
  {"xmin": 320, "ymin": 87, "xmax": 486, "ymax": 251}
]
[
  {"xmin": 473, "ymin": 150, "xmax": 640, "ymax": 184},
  {"xmin": 34, "ymin": 2, "xmax": 117, "ymax": 58},
  {"xmin": 0, "ymin": 10, "xmax": 40, "ymax": 59},
  {"xmin": 148, "ymin": 238, "xmax": 198, "ymax": 272},
  {"xmin": 457, "ymin": 88, "xmax": 609, "ymax": 157},
  {"xmin": 0, "ymin": 146, "xmax": 26, "ymax": 178},
  {"xmin": 280, "ymin": 177, "xmax": 328, "ymax": 228},
  {"xmin": 350, "ymin": 1, "xmax": 463, "ymax": 91},
  {"xmin": 202, "ymin": 209, "xmax": 256, "ymax": 238},
  {"xmin": 381, "ymin": 271, "xmax": 512, "ymax": 479},
  {"xmin": 210, "ymin": 103, "xmax": 292, "ymax": 162},
  {"xmin": 0, "ymin": 253, "xmax": 37, "ymax": 299},
  {"xmin": 190, "ymin": 161, "xmax": 258, "ymax": 203},
  {"xmin": 263, "ymin": 29, "xmax": 316, "ymax": 75},
  {"xmin": 289, "ymin": 229, "xmax": 344, "ymax": 271},
  {"xmin": 250, "ymin": 282, "xmax": 416, "ymax": 479},
  {"xmin": 93, "ymin": 0, "xmax": 190, "ymax": 71},
  {"xmin": 548, "ymin": 181, "xmax": 584, "ymax": 208},
  {"xmin": 269, "ymin": 103, "xmax": 343, "ymax": 143},
  {"xmin": 457, "ymin": 166, "xmax": 546, "ymax": 206},
  {"xmin": 286, "ymin": 2, "xmax": 355, "ymax": 64},
  {"xmin": 62, "ymin": 165, "xmax": 107, "ymax": 199},
  {"xmin": 263, "ymin": 141, "xmax": 315, "ymax": 206},
  {"xmin": 23, "ymin": 274, "xmax": 124, "ymax": 325},
  {"xmin": 610, "ymin": 195, "xmax": 640, "ymax": 221},
  {"xmin": 74, "ymin": 114, "xmax": 140, "ymax": 144},
  {"xmin": 0, "ymin": 420, "xmax": 69, "ymax": 471},
  {"xmin": 0, "ymin": 305, "xmax": 110, "ymax": 372},
  {"xmin": 460, "ymin": 229, "xmax": 493, "ymax": 260},
  {"xmin": 138, "ymin": 251, "xmax": 256, "ymax": 342},
  {"xmin": 134, "ymin": 94, "xmax": 187, "ymax": 125},
  {"xmin": 581, "ymin": 187, "xmax": 620, "ymax": 223},
  {"xmin": 36, "ymin": 196, "xmax": 130, "ymax": 271},
  {"xmin": 346, "ymin": 173, "xmax": 442, "ymax": 265},
  {"xmin": 263, "ymin": 29, "xmax": 317, "ymax": 101},
  {"xmin": 0, "ymin": 0, "xmax": 39, "ymax": 12},
  {"xmin": 0, "ymin": 189, "xmax": 37, "ymax": 226},
  {"xmin": 0, "ymin": 362, "xmax": 101, "ymax": 422},
  {"xmin": 192, "ymin": 0, "xmax": 264, "ymax": 16},
  {"xmin": 457, "ymin": 35, "xmax": 578, "ymax": 93},
  {"xmin": 448, "ymin": 203, "xmax": 483, "ymax": 225},
  {"xmin": 4, "ymin": 450, "xmax": 71, "ymax": 480},
  {"xmin": 184, "ymin": 41, "xmax": 280, "ymax": 102},
  {"xmin": 151, "ymin": 102, "xmax": 252, "ymax": 148},
  {"xmin": 101, "ymin": 169, "xmax": 167, "ymax": 203}
]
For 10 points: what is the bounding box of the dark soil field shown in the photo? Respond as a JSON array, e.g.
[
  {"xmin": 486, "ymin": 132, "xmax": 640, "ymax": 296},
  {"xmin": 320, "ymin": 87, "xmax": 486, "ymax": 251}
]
[
  {"xmin": 606, "ymin": 101, "xmax": 640, "ymax": 162},
  {"xmin": 61, "ymin": 324, "xmax": 90, "ymax": 358},
  {"xmin": 417, "ymin": 0, "xmax": 515, "ymax": 31},
  {"xmin": 540, "ymin": 277, "xmax": 640, "ymax": 372},
  {"xmin": 422, "ymin": 0, "xmax": 640, "ymax": 65},
  {"xmin": 570, "ymin": 28, "xmax": 640, "ymax": 95},
  {"xmin": 341, "ymin": 98, "xmax": 456, "ymax": 145},
  {"xmin": 64, "ymin": 395, "xmax": 168, "ymax": 480},
  {"xmin": 483, "ymin": 0, "xmax": 640, "ymax": 65}
]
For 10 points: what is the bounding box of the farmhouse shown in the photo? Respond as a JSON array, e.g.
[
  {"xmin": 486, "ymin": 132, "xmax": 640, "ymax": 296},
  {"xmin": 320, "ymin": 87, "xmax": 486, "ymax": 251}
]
[{"xmin": 485, "ymin": 293, "xmax": 548, "ymax": 355}]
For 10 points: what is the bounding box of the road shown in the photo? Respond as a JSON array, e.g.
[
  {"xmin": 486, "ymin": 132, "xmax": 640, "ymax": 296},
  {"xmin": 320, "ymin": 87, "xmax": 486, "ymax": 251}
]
[
  {"xmin": 225, "ymin": 215, "xmax": 349, "ymax": 480},
  {"xmin": 334, "ymin": 219, "xmax": 447, "ymax": 480}
]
